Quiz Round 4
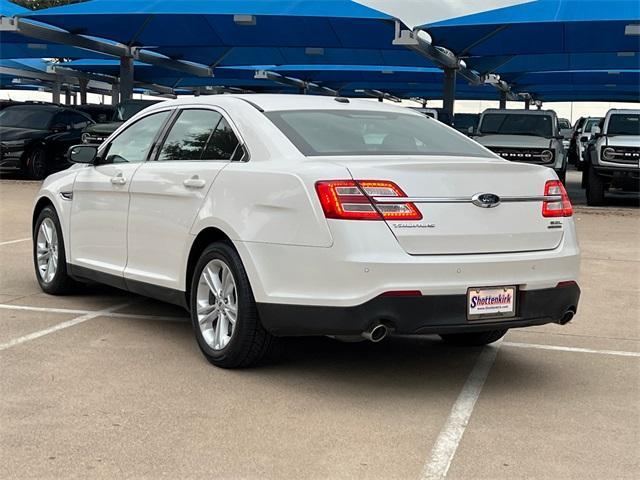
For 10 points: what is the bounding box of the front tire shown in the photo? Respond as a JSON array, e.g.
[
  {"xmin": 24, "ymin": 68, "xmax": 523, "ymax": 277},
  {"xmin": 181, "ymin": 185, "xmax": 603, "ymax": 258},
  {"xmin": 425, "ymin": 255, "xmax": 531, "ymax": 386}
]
[
  {"xmin": 33, "ymin": 206, "xmax": 77, "ymax": 294},
  {"xmin": 439, "ymin": 329, "xmax": 507, "ymax": 346},
  {"xmin": 189, "ymin": 242, "xmax": 273, "ymax": 368},
  {"xmin": 586, "ymin": 165, "xmax": 605, "ymax": 206},
  {"xmin": 23, "ymin": 147, "xmax": 48, "ymax": 180}
]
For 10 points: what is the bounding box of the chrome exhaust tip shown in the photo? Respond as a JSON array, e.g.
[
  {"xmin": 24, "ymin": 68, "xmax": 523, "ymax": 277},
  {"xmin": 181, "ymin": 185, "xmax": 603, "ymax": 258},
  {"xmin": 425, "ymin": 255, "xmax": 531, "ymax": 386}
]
[
  {"xmin": 361, "ymin": 324, "xmax": 388, "ymax": 343},
  {"xmin": 559, "ymin": 310, "xmax": 575, "ymax": 325}
]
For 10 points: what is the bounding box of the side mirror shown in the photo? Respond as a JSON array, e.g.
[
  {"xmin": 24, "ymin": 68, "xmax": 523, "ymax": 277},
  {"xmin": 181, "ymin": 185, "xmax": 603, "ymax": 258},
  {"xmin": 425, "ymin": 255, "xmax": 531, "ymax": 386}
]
[
  {"xmin": 68, "ymin": 144, "xmax": 98, "ymax": 164},
  {"xmin": 592, "ymin": 126, "xmax": 601, "ymax": 137},
  {"xmin": 467, "ymin": 126, "xmax": 475, "ymax": 135}
]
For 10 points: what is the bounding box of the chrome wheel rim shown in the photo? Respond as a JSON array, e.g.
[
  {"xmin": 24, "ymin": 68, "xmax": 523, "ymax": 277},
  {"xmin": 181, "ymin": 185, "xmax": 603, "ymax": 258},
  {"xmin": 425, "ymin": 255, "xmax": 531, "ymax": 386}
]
[
  {"xmin": 36, "ymin": 218, "xmax": 58, "ymax": 284},
  {"xmin": 196, "ymin": 259, "xmax": 238, "ymax": 351}
]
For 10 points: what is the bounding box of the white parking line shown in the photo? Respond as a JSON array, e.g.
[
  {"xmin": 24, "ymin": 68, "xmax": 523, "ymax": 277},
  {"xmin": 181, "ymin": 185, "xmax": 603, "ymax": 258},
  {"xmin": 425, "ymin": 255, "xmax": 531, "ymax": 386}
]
[
  {"xmin": 0, "ymin": 302, "xmax": 131, "ymax": 352},
  {"xmin": 421, "ymin": 341, "xmax": 502, "ymax": 480},
  {"xmin": 0, "ymin": 237, "xmax": 30, "ymax": 247},
  {"xmin": 0, "ymin": 303, "xmax": 187, "ymax": 323},
  {"xmin": 503, "ymin": 341, "xmax": 640, "ymax": 358}
]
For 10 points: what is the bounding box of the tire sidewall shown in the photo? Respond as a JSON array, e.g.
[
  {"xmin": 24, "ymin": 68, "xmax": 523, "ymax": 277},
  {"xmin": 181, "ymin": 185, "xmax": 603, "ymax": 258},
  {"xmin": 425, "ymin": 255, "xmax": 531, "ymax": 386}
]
[
  {"xmin": 24, "ymin": 147, "xmax": 48, "ymax": 180},
  {"xmin": 33, "ymin": 206, "xmax": 68, "ymax": 293},
  {"xmin": 189, "ymin": 242, "xmax": 256, "ymax": 365}
]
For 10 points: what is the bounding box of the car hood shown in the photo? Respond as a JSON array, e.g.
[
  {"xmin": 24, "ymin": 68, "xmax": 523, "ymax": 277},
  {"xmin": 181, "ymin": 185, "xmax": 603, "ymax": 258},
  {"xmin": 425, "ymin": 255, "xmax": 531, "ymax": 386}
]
[
  {"xmin": 605, "ymin": 135, "xmax": 640, "ymax": 147},
  {"xmin": 83, "ymin": 121, "xmax": 122, "ymax": 135},
  {"xmin": 0, "ymin": 126, "xmax": 46, "ymax": 142},
  {"xmin": 475, "ymin": 134, "xmax": 553, "ymax": 149}
]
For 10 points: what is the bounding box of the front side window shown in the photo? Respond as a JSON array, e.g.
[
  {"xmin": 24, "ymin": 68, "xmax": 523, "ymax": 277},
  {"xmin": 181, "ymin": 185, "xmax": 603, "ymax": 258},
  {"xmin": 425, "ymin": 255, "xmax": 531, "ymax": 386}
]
[
  {"xmin": 584, "ymin": 118, "xmax": 600, "ymax": 133},
  {"xmin": 103, "ymin": 111, "xmax": 170, "ymax": 164},
  {"xmin": 66, "ymin": 112, "xmax": 92, "ymax": 130},
  {"xmin": 266, "ymin": 109, "xmax": 489, "ymax": 158},
  {"xmin": 479, "ymin": 113, "xmax": 554, "ymax": 138},
  {"xmin": 607, "ymin": 114, "xmax": 640, "ymax": 136}
]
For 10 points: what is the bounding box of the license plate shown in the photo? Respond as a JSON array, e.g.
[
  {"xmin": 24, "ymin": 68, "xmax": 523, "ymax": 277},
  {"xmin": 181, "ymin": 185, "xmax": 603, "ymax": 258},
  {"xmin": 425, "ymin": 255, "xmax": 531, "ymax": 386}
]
[{"xmin": 467, "ymin": 286, "xmax": 516, "ymax": 321}]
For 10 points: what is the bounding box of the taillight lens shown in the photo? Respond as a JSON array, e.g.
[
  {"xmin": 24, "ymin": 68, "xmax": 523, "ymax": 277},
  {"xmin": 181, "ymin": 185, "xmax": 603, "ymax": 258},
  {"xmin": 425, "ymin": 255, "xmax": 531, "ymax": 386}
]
[
  {"xmin": 315, "ymin": 180, "xmax": 422, "ymax": 221},
  {"xmin": 542, "ymin": 180, "xmax": 573, "ymax": 217}
]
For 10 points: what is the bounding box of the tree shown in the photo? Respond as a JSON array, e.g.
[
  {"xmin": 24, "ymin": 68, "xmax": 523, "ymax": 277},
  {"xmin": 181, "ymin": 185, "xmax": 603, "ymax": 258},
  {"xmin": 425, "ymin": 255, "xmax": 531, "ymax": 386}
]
[{"xmin": 11, "ymin": 0, "xmax": 88, "ymax": 10}]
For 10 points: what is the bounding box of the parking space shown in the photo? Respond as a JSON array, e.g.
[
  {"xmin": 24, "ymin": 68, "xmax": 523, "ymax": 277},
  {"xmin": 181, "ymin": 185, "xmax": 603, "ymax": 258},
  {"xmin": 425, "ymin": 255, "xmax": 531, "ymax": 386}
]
[{"xmin": 0, "ymin": 173, "xmax": 638, "ymax": 479}]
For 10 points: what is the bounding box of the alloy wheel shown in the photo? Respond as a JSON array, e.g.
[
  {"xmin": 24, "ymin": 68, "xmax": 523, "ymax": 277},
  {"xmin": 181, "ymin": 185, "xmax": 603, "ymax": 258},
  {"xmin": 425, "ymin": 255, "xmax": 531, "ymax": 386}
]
[
  {"xmin": 36, "ymin": 217, "xmax": 58, "ymax": 283},
  {"xmin": 196, "ymin": 259, "xmax": 238, "ymax": 351}
]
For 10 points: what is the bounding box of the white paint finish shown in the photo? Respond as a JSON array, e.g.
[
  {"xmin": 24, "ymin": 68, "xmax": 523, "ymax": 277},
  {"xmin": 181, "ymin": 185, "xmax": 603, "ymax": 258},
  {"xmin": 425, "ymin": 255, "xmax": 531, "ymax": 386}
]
[
  {"xmin": 237, "ymin": 219, "xmax": 579, "ymax": 306},
  {"xmin": 503, "ymin": 342, "xmax": 640, "ymax": 358},
  {"xmin": 126, "ymin": 160, "xmax": 228, "ymax": 290},
  {"xmin": 0, "ymin": 237, "xmax": 30, "ymax": 246},
  {"xmin": 355, "ymin": 0, "xmax": 533, "ymax": 29},
  {"xmin": 421, "ymin": 341, "xmax": 502, "ymax": 480},
  {"xmin": 338, "ymin": 157, "xmax": 565, "ymax": 254},
  {"xmin": 0, "ymin": 302, "xmax": 130, "ymax": 351}
]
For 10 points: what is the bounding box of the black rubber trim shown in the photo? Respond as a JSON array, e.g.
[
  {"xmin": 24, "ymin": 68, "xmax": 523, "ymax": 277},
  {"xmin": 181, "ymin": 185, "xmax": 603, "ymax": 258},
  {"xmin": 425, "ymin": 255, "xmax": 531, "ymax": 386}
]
[
  {"xmin": 257, "ymin": 284, "xmax": 580, "ymax": 336},
  {"xmin": 67, "ymin": 264, "xmax": 188, "ymax": 309}
]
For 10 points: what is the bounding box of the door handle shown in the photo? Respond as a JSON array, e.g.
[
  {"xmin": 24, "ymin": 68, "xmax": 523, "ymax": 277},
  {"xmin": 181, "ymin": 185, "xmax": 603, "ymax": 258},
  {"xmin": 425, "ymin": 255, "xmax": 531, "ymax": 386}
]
[
  {"xmin": 110, "ymin": 172, "xmax": 126, "ymax": 185},
  {"xmin": 183, "ymin": 175, "xmax": 206, "ymax": 189}
]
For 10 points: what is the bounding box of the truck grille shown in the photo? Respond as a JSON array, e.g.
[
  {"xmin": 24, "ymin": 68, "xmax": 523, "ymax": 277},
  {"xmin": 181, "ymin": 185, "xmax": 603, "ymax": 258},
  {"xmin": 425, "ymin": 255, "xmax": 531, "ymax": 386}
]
[
  {"xmin": 601, "ymin": 146, "xmax": 640, "ymax": 165},
  {"xmin": 489, "ymin": 147, "xmax": 555, "ymax": 165}
]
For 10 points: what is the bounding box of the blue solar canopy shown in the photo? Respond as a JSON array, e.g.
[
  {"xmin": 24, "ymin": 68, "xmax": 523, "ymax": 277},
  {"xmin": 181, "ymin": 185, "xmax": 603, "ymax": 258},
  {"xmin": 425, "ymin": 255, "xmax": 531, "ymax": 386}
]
[{"xmin": 23, "ymin": 0, "xmax": 434, "ymax": 68}]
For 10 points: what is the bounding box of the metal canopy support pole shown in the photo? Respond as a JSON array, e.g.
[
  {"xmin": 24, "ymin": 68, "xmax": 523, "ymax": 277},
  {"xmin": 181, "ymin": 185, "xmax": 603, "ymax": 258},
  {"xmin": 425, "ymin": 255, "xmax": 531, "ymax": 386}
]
[
  {"xmin": 524, "ymin": 100, "xmax": 530, "ymax": 110},
  {"xmin": 51, "ymin": 79, "xmax": 61, "ymax": 104},
  {"xmin": 443, "ymin": 67, "xmax": 456, "ymax": 119},
  {"xmin": 119, "ymin": 56, "xmax": 134, "ymax": 102},
  {"xmin": 499, "ymin": 91, "xmax": 507, "ymax": 109},
  {"xmin": 111, "ymin": 82, "xmax": 120, "ymax": 105},
  {"xmin": 79, "ymin": 78, "xmax": 88, "ymax": 105}
]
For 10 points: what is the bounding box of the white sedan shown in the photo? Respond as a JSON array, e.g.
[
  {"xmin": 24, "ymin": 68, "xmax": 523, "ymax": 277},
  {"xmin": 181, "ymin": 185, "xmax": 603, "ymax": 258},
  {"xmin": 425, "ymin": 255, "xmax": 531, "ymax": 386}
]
[{"xmin": 32, "ymin": 95, "xmax": 581, "ymax": 368}]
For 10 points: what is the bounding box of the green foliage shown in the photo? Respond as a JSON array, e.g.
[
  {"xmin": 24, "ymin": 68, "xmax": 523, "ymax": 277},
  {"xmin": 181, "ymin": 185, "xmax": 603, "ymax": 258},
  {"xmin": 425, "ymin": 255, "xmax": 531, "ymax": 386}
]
[{"xmin": 10, "ymin": 0, "xmax": 88, "ymax": 11}]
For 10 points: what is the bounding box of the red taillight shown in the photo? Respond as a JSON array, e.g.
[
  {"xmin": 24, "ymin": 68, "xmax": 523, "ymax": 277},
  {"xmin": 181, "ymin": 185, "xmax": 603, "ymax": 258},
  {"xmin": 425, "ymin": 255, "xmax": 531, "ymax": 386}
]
[
  {"xmin": 542, "ymin": 180, "xmax": 573, "ymax": 217},
  {"xmin": 315, "ymin": 180, "xmax": 422, "ymax": 221}
]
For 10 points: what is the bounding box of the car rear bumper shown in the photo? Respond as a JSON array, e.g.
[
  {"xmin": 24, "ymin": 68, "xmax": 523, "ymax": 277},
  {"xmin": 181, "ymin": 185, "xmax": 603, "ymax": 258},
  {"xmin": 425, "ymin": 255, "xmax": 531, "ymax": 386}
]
[{"xmin": 257, "ymin": 283, "xmax": 580, "ymax": 336}]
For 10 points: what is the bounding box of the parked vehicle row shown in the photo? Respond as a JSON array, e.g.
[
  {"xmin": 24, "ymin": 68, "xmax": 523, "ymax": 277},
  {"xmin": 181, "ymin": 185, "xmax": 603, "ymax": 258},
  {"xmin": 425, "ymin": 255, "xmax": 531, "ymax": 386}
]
[
  {"xmin": 32, "ymin": 95, "xmax": 580, "ymax": 368},
  {"xmin": 81, "ymin": 99, "xmax": 161, "ymax": 144}
]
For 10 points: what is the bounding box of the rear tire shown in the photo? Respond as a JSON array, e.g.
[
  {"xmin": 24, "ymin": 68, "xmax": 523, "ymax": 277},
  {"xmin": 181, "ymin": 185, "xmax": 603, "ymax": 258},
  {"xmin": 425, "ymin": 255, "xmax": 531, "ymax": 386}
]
[
  {"xmin": 586, "ymin": 165, "xmax": 605, "ymax": 206},
  {"xmin": 189, "ymin": 242, "xmax": 273, "ymax": 368},
  {"xmin": 439, "ymin": 329, "xmax": 507, "ymax": 347},
  {"xmin": 23, "ymin": 147, "xmax": 48, "ymax": 180},
  {"xmin": 33, "ymin": 206, "xmax": 78, "ymax": 294}
]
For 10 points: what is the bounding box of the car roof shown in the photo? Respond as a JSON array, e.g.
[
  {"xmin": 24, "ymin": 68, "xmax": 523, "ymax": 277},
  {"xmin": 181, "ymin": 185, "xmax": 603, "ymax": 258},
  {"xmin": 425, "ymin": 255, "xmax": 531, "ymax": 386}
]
[
  {"xmin": 153, "ymin": 94, "xmax": 421, "ymax": 115},
  {"xmin": 607, "ymin": 109, "xmax": 640, "ymax": 115}
]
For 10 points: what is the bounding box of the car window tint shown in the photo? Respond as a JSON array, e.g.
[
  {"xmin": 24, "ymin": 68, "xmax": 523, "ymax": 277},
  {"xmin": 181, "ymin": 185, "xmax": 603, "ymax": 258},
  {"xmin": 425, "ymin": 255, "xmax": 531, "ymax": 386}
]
[
  {"xmin": 104, "ymin": 111, "xmax": 170, "ymax": 164},
  {"xmin": 67, "ymin": 112, "xmax": 92, "ymax": 130},
  {"xmin": 205, "ymin": 117, "xmax": 240, "ymax": 160},
  {"xmin": 158, "ymin": 110, "xmax": 222, "ymax": 161}
]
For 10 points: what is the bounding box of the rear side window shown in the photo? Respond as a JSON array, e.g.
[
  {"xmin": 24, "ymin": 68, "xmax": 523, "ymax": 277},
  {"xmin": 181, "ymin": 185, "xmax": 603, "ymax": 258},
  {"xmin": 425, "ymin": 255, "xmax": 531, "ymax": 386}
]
[
  {"xmin": 159, "ymin": 109, "xmax": 222, "ymax": 161},
  {"xmin": 266, "ymin": 109, "xmax": 489, "ymax": 158},
  {"xmin": 158, "ymin": 110, "xmax": 241, "ymax": 161}
]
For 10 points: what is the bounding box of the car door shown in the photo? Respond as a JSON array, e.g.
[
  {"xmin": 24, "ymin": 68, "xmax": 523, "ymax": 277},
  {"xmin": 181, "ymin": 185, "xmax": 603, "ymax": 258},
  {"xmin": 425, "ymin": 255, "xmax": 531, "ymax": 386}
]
[
  {"xmin": 69, "ymin": 110, "xmax": 172, "ymax": 283},
  {"xmin": 125, "ymin": 107, "xmax": 244, "ymax": 291}
]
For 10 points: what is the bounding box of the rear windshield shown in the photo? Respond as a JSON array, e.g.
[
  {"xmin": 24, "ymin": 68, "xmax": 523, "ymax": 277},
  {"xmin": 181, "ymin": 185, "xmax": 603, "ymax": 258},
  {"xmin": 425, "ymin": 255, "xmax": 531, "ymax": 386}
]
[
  {"xmin": 265, "ymin": 109, "xmax": 490, "ymax": 157},
  {"xmin": 479, "ymin": 113, "xmax": 554, "ymax": 138},
  {"xmin": 607, "ymin": 114, "xmax": 640, "ymax": 135},
  {"xmin": 0, "ymin": 107, "xmax": 54, "ymax": 130}
]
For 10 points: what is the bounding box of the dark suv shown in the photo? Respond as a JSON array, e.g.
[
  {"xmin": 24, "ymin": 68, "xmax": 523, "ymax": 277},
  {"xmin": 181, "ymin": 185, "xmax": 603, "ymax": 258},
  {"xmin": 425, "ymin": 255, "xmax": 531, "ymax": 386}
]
[{"xmin": 0, "ymin": 104, "xmax": 93, "ymax": 179}]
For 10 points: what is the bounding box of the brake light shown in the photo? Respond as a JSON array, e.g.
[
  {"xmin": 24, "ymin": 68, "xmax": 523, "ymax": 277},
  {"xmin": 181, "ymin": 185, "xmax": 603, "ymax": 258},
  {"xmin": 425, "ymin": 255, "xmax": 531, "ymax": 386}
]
[
  {"xmin": 315, "ymin": 180, "xmax": 422, "ymax": 221},
  {"xmin": 542, "ymin": 180, "xmax": 573, "ymax": 217}
]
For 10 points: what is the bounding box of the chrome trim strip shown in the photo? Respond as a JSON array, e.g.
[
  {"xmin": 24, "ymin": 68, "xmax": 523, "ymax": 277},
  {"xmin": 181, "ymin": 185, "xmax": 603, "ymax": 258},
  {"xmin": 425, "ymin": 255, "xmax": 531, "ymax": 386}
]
[{"xmin": 372, "ymin": 195, "xmax": 562, "ymax": 204}]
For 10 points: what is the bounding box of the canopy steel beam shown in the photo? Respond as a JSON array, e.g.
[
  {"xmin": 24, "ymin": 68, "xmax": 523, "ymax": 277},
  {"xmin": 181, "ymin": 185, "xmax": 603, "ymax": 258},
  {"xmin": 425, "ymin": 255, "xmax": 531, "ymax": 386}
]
[
  {"xmin": 0, "ymin": 17, "xmax": 212, "ymax": 78},
  {"xmin": 354, "ymin": 89, "xmax": 401, "ymax": 102},
  {"xmin": 255, "ymin": 70, "xmax": 338, "ymax": 96}
]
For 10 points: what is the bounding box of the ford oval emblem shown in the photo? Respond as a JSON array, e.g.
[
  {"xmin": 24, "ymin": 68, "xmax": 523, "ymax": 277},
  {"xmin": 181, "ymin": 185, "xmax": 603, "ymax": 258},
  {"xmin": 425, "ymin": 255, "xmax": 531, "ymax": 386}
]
[{"xmin": 472, "ymin": 193, "xmax": 501, "ymax": 208}]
